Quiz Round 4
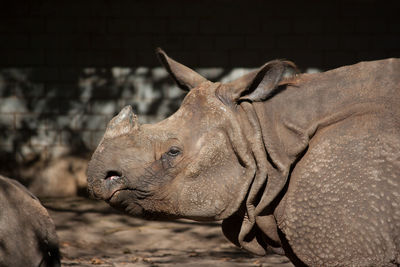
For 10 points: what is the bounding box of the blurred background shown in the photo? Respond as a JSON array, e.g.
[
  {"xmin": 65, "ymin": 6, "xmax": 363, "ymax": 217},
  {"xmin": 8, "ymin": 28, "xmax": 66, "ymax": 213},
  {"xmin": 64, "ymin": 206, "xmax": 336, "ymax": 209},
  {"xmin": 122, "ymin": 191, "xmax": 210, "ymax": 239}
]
[{"xmin": 0, "ymin": 0, "xmax": 399, "ymax": 197}]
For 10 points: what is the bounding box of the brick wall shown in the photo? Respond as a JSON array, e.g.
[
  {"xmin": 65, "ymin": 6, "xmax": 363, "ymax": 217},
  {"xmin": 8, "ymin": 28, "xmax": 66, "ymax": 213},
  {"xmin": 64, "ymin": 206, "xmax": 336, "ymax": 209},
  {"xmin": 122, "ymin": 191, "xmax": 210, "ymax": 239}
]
[{"xmin": 0, "ymin": 0, "xmax": 399, "ymax": 176}]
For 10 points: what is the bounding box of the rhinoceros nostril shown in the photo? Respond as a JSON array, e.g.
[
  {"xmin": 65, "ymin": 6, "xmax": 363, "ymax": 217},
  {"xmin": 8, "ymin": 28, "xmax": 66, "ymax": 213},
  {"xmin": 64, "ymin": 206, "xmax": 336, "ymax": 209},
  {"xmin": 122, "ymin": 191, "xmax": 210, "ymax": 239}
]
[{"xmin": 104, "ymin": 171, "xmax": 122, "ymax": 181}]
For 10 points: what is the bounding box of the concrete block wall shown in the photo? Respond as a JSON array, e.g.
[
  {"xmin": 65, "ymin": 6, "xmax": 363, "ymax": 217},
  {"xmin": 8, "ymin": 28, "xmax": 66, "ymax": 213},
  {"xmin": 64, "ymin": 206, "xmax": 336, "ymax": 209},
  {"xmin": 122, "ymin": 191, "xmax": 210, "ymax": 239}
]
[
  {"xmin": 0, "ymin": 0, "xmax": 399, "ymax": 174},
  {"xmin": 0, "ymin": 66, "xmax": 186, "ymax": 165}
]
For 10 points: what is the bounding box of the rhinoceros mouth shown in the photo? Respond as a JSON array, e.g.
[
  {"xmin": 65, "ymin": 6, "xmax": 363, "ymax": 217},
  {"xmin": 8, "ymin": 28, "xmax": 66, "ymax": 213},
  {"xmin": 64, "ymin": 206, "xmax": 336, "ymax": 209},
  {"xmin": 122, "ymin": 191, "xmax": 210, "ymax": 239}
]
[
  {"xmin": 105, "ymin": 188, "xmax": 125, "ymax": 203},
  {"xmin": 105, "ymin": 187, "xmax": 178, "ymax": 220},
  {"xmin": 105, "ymin": 188, "xmax": 149, "ymax": 217}
]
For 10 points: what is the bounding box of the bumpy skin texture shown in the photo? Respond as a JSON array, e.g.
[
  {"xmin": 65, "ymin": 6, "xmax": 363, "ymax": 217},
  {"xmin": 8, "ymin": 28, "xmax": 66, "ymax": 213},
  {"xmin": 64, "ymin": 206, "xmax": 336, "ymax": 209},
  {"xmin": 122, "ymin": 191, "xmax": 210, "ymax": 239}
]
[
  {"xmin": 279, "ymin": 117, "xmax": 400, "ymax": 266},
  {"xmin": 0, "ymin": 175, "xmax": 60, "ymax": 267},
  {"xmin": 87, "ymin": 51, "xmax": 400, "ymax": 267},
  {"xmin": 269, "ymin": 60, "xmax": 400, "ymax": 266}
]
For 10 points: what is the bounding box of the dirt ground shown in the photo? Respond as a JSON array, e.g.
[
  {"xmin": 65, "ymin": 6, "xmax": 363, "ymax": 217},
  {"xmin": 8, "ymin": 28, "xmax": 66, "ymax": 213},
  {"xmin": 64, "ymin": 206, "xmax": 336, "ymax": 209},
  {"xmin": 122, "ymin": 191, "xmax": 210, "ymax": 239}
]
[{"xmin": 43, "ymin": 197, "xmax": 294, "ymax": 267}]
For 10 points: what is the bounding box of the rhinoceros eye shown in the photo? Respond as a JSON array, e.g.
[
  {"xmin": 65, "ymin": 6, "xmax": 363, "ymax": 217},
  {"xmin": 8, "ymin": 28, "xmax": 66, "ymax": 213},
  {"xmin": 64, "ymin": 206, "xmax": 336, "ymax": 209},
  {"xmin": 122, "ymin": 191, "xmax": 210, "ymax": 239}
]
[{"xmin": 167, "ymin": 146, "xmax": 181, "ymax": 157}]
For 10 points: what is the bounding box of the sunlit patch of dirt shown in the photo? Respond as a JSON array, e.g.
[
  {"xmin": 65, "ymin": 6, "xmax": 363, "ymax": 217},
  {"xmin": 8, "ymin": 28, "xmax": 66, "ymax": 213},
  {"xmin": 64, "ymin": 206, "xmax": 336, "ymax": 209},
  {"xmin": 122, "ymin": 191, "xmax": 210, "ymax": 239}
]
[{"xmin": 43, "ymin": 197, "xmax": 294, "ymax": 267}]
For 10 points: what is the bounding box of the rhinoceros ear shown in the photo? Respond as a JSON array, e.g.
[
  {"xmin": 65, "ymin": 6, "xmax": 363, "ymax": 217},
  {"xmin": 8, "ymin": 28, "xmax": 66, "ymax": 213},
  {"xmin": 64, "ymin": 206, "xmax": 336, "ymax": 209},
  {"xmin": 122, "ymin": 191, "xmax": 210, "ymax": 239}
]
[
  {"xmin": 156, "ymin": 48, "xmax": 208, "ymax": 91},
  {"xmin": 225, "ymin": 60, "xmax": 297, "ymax": 103}
]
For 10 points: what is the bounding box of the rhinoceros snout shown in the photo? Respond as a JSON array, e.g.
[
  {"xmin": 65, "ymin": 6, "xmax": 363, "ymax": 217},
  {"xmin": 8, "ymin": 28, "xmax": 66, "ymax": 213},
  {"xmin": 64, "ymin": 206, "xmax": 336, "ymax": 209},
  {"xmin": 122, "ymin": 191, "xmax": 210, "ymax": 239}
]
[
  {"xmin": 86, "ymin": 159, "xmax": 125, "ymax": 200},
  {"xmin": 104, "ymin": 170, "xmax": 122, "ymax": 181}
]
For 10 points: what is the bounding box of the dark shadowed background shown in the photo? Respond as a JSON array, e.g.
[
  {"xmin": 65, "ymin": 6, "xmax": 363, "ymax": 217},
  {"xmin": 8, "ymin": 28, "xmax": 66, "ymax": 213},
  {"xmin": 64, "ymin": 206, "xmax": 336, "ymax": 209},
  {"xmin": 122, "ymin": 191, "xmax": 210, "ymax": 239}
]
[{"xmin": 0, "ymin": 0, "xmax": 399, "ymax": 196}]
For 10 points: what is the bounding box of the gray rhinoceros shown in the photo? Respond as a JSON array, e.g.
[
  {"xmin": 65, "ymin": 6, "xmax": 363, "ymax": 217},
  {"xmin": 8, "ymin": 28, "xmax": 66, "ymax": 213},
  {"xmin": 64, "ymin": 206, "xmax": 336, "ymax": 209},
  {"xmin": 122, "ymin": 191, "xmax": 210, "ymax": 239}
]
[
  {"xmin": 87, "ymin": 49, "xmax": 400, "ymax": 267},
  {"xmin": 0, "ymin": 175, "xmax": 60, "ymax": 267}
]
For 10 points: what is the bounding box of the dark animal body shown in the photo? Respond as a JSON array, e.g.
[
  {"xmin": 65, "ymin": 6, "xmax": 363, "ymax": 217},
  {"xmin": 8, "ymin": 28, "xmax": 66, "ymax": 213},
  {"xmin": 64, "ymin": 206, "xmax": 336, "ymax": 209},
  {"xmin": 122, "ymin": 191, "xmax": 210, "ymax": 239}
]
[
  {"xmin": 87, "ymin": 49, "xmax": 400, "ymax": 266},
  {"xmin": 0, "ymin": 175, "xmax": 60, "ymax": 267}
]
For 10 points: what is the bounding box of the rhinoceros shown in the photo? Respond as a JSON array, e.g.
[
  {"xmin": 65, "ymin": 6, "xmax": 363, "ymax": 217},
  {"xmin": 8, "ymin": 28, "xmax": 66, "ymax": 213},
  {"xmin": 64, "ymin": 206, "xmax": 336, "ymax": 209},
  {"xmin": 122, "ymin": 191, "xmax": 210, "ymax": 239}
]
[
  {"xmin": 87, "ymin": 49, "xmax": 400, "ymax": 266},
  {"xmin": 0, "ymin": 175, "xmax": 60, "ymax": 267}
]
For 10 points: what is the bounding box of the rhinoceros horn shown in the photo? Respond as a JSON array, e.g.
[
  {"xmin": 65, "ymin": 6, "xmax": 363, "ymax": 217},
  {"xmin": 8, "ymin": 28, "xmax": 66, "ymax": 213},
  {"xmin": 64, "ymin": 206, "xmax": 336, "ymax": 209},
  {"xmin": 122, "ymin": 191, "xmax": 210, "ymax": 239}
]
[{"xmin": 104, "ymin": 105, "xmax": 139, "ymax": 139}]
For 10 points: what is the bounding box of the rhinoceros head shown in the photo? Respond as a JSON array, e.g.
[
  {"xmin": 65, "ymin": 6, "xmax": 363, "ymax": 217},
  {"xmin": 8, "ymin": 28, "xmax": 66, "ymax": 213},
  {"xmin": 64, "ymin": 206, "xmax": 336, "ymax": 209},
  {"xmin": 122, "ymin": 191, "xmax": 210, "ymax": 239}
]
[{"xmin": 87, "ymin": 49, "xmax": 295, "ymax": 221}]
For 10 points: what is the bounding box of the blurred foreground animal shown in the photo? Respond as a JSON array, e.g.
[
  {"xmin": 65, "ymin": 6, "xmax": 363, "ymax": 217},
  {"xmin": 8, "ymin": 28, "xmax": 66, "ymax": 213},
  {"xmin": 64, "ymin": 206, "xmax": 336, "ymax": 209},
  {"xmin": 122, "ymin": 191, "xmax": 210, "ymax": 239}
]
[{"xmin": 0, "ymin": 175, "xmax": 60, "ymax": 267}]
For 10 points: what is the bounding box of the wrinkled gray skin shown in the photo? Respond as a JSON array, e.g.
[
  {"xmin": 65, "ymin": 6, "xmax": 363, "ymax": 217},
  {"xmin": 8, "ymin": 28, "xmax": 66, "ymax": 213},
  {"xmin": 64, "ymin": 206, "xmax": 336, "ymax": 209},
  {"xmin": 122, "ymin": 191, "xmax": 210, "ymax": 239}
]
[
  {"xmin": 87, "ymin": 49, "xmax": 400, "ymax": 267},
  {"xmin": 0, "ymin": 175, "xmax": 60, "ymax": 267}
]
